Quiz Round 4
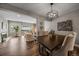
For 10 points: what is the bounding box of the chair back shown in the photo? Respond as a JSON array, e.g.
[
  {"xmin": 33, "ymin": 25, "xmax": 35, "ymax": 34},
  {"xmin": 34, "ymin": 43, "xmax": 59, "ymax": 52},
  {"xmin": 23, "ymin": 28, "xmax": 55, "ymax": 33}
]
[
  {"xmin": 24, "ymin": 33, "xmax": 33, "ymax": 41},
  {"xmin": 61, "ymin": 32, "xmax": 77, "ymax": 51}
]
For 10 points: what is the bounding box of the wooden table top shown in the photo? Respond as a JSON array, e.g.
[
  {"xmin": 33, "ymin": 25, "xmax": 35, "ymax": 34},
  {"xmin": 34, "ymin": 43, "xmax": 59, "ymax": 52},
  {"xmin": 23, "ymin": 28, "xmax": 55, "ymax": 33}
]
[{"xmin": 38, "ymin": 35, "xmax": 64, "ymax": 51}]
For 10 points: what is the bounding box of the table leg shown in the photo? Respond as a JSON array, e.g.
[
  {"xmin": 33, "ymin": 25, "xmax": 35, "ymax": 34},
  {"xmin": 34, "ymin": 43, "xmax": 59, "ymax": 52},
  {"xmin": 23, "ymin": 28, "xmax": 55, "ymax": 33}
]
[
  {"xmin": 50, "ymin": 51, "xmax": 52, "ymax": 56},
  {"xmin": 39, "ymin": 44, "xmax": 43, "ymax": 55},
  {"xmin": 39, "ymin": 43, "xmax": 52, "ymax": 56}
]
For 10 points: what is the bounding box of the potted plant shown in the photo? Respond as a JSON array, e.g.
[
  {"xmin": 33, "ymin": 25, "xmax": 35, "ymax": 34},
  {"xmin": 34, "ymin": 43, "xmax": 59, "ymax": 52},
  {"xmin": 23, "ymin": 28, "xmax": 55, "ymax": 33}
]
[{"xmin": 14, "ymin": 26, "xmax": 19, "ymax": 37}]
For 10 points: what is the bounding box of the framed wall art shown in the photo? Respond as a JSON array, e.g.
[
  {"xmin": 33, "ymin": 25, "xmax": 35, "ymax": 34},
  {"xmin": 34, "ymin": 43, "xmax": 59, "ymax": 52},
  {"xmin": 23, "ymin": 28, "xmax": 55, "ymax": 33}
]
[{"xmin": 57, "ymin": 20, "xmax": 73, "ymax": 31}]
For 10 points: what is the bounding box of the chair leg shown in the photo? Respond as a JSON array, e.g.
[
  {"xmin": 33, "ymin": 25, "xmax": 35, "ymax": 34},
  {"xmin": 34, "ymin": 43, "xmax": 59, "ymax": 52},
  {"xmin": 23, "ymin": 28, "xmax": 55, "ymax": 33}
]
[
  {"xmin": 68, "ymin": 50, "xmax": 77, "ymax": 56},
  {"xmin": 63, "ymin": 50, "xmax": 68, "ymax": 56},
  {"xmin": 39, "ymin": 44, "xmax": 41, "ymax": 55}
]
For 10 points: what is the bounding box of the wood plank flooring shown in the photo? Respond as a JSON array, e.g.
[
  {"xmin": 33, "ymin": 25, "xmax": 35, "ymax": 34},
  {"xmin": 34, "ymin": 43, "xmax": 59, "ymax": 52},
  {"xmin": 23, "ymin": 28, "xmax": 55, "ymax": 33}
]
[
  {"xmin": 0, "ymin": 36, "xmax": 79, "ymax": 56},
  {"xmin": 0, "ymin": 36, "xmax": 39, "ymax": 56}
]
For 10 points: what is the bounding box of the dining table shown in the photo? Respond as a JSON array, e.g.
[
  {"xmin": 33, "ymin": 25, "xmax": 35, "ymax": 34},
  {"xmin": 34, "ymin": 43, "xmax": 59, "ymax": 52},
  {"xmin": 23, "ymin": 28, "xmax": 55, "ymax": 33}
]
[{"xmin": 38, "ymin": 35, "xmax": 65, "ymax": 55}]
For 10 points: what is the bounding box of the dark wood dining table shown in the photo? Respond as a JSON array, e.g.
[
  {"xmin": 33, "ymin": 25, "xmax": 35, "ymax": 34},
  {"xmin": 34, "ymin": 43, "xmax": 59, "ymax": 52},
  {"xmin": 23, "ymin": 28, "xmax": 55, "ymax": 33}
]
[{"xmin": 38, "ymin": 35, "xmax": 64, "ymax": 55}]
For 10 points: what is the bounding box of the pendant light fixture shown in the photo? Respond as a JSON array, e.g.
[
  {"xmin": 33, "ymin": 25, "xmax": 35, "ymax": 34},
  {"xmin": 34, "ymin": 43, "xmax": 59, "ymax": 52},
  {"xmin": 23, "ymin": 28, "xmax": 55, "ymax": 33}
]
[{"xmin": 47, "ymin": 3, "xmax": 58, "ymax": 20}]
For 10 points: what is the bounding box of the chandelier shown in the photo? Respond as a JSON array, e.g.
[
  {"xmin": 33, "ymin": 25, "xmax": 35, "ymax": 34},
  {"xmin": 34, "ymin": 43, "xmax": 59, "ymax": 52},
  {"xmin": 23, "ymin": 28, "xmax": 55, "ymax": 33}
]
[{"xmin": 47, "ymin": 3, "xmax": 58, "ymax": 20}]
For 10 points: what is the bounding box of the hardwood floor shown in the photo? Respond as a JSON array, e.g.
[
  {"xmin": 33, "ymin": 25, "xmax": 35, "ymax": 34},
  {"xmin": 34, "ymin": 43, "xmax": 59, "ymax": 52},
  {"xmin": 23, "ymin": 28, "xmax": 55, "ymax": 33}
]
[
  {"xmin": 0, "ymin": 36, "xmax": 39, "ymax": 56},
  {"xmin": 0, "ymin": 36, "xmax": 79, "ymax": 56}
]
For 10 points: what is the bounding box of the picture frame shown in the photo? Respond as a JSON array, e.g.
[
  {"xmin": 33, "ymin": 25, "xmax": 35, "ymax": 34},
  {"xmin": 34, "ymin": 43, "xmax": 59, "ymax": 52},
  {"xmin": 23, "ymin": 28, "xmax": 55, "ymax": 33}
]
[{"xmin": 57, "ymin": 20, "xmax": 73, "ymax": 31}]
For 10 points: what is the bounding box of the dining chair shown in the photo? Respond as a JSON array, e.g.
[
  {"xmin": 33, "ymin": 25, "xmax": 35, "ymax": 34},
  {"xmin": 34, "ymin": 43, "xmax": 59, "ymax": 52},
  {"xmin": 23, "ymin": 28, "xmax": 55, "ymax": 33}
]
[
  {"xmin": 52, "ymin": 32, "xmax": 77, "ymax": 56},
  {"xmin": 25, "ymin": 33, "xmax": 32, "ymax": 41}
]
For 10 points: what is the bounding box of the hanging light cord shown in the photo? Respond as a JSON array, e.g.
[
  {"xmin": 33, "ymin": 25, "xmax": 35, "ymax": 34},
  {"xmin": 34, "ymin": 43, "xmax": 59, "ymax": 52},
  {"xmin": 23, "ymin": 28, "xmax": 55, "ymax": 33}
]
[{"xmin": 50, "ymin": 3, "xmax": 53, "ymax": 12}]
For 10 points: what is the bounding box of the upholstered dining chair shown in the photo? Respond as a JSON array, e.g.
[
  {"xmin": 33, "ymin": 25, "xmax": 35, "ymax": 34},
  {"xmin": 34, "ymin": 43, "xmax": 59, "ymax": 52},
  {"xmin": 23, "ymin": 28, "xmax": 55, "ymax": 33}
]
[
  {"xmin": 24, "ymin": 33, "xmax": 33, "ymax": 42},
  {"xmin": 52, "ymin": 32, "xmax": 77, "ymax": 56}
]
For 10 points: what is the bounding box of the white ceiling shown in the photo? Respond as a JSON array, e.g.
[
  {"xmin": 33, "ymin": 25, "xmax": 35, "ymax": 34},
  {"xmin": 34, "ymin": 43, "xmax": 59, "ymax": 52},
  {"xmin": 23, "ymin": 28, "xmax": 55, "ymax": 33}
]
[
  {"xmin": 9, "ymin": 3, "xmax": 79, "ymax": 17},
  {"xmin": 0, "ymin": 8, "xmax": 36, "ymax": 23}
]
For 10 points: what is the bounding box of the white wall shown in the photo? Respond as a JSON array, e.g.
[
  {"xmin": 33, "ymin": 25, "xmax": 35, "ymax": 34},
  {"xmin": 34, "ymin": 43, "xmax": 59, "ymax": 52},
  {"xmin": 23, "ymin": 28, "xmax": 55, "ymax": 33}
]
[
  {"xmin": 0, "ymin": 15, "xmax": 8, "ymax": 42},
  {"xmin": 0, "ymin": 15, "xmax": 8, "ymax": 33},
  {"xmin": 51, "ymin": 9, "xmax": 79, "ymax": 43},
  {"xmin": 36, "ymin": 16, "xmax": 44, "ymax": 36},
  {"xmin": 44, "ymin": 20, "xmax": 52, "ymax": 32}
]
